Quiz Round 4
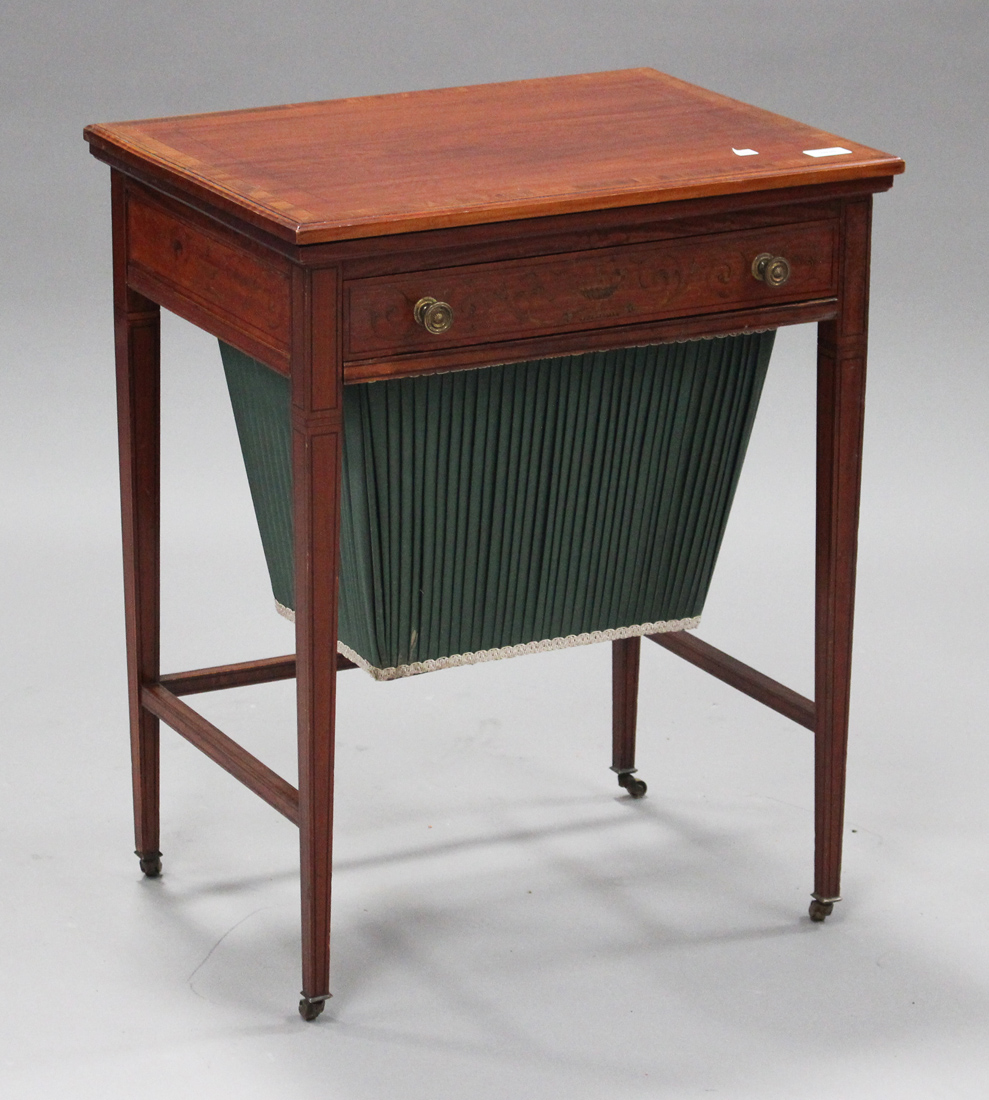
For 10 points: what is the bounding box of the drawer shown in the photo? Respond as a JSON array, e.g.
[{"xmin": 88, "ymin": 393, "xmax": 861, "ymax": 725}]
[{"xmin": 345, "ymin": 220, "xmax": 837, "ymax": 360}]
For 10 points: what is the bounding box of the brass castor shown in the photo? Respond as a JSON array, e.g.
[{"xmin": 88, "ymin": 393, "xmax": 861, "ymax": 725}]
[
  {"xmin": 137, "ymin": 851, "xmax": 162, "ymax": 877},
  {"xmin": 808, "ymin": 898, "xmax": 835, "ymax": 922},
  {"xmin": 299, "ymin": 997, "xmax": 326, "ymax": 1022},
  {"xmin": 617, "ymin": 772, "xmax": 647, "ymax": 798}
]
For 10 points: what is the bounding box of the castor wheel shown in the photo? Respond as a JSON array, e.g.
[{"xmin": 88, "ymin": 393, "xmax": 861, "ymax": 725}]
[
  {"xmin": 299, "ymin": 996, "xmax": 326, "ymax": 1021},
  {"xmin": 137, "ymin": 851, "xmax": 162, "ymax": 877},
  {"xmin": 808, "ymin": 898, "xmax": 835, "ymax": 922},
  {"xmin": 617, "ymin": 772, "xmax": 647, "ymax": 798}
]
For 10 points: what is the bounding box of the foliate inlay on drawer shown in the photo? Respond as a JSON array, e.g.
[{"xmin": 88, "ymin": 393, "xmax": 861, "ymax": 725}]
[{"xmin": 346, "ymin": 221, "xmax": 837, "ymax": 359}]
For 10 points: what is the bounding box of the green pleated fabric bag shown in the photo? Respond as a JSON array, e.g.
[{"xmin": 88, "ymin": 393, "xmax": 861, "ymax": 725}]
[{"xmin": 220, "ymin": 333, "xmax": 774, "ymax": 679}]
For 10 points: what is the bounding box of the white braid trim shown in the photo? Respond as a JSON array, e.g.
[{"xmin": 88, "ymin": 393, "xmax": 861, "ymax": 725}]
[{"xmin": 275, "ymin": 600, "xmax": 699, "ymax": 681}]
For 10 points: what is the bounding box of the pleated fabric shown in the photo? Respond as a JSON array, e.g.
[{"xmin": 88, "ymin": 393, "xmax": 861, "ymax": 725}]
[{"xmin": 220, "ymin": 332, "xmax": 774, "ymax": 679}]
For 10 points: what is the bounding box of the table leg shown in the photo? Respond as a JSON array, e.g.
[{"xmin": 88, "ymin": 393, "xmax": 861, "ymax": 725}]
[
  {"xmin": 812, "ymin": 196, "xmax": 872, "ymax": 921},
  {"xmin": 612, "ymin": 636, "xmax": 647, "ymax": 797},
  {"xmin": 292, "ymin": 268, "xmax": 344, "ymax": 1019},
  {"xmin": 112, "ymin": 172, "xmax": 163, "ymax": 878}
]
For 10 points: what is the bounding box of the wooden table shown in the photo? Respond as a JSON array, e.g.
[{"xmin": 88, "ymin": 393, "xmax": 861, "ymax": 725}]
[{"xmin": 85, "ymin": 68, "xmax": 904, "ymax": 1020}]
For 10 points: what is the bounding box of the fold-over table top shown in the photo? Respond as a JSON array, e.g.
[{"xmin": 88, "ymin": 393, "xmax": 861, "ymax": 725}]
[{"xmin": 85, "ymin": 68, "xmax": 903, "ymax": 245}]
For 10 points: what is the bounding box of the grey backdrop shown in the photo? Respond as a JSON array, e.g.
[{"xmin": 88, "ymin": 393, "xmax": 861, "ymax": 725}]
[{"xmin": 2, "ymin": 3, "xmax": 987, "ymax": 1098}]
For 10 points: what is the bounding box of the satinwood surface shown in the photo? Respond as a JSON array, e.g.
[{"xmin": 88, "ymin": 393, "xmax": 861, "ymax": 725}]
[{"xmin": 85, "ymin": 68, "xmax": 903, "ymax": 245}]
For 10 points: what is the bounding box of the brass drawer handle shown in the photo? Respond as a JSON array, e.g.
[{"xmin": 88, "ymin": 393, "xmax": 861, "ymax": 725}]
[
  {"xmin": 414, "ymin": 296, "xmax": 454, "ymax": 334},
  {"xmin": 751, "ymin": 253, "xmax": 792, "ymax": 287}
]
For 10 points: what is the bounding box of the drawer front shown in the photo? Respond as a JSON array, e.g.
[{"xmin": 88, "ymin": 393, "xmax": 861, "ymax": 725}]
[{"xmin": 345, "ymin": 221, "xmax": 836, "ymax": 360}]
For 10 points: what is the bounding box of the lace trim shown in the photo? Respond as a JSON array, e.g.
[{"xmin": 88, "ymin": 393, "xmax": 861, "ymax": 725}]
[{"xmin": 275, "ymin": 600, "xmax": 698, "ymax": 681}]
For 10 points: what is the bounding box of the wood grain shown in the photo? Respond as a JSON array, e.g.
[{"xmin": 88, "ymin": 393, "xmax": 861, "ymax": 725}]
[
  {"xmin": 346, "ymin": 220, "xmax": 836, "ymax": 358},
  {"xmin": 159, "ymin": 652, "xmax": 357, "ymax": 696},
  {"xmin": 84, "ymin": 69, "xmax": 903, "ymax": 245},
  {"xmin": 612, "ymin": 637, "xmax": 642, "ymax": 773},
  {"xmin": 343, "ymin": 297, "xmax": 837, "ymax": 385},
  {"xmin": 126, "ymin": 183, "xmax": 293, "ymax": 373},
  {"xmin": 647, "ymin": 631, "xmax": 815, "ymax": 730},
  {"xmin": 113, "ymin": 170, "xmax": 163, "ymax": 868},
  {"xmin": 336, "ymin": 194, "xmax": 849, "ymax": 280},
  {"xmin": 292, "ymin": 265, "xmax": 345, "ymax": 1008},
  {"xmin": 812, "ymin": 196, "xmax": 873, "ymax": 903},
  {"xmin": 142, "ymin": 685, "xmax": 300, "ymax": 824}
]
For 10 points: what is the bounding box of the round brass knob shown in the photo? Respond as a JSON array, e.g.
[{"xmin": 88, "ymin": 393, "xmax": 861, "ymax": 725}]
[
  {"xmin": 414, "ymin": 296, "xmax": 454, "ymax": 335},
  {"xmin": 751, "ymin": 253, "xmax": 792, "ymax": 288}
]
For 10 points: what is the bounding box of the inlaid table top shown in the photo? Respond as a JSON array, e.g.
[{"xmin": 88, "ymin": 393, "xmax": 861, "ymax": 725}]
[{"xmin": 84, "ymin": 67, "xmax": 903, "ymax": 245}]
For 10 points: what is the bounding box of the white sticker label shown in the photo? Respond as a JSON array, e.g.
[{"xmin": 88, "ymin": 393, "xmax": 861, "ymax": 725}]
[
  {"xmin": 732, "ymin": 148, "xmax": 759, "ymax": 156},
  {"xmin": 802, "ymin": 147, "xmax": 852, "ymax": 157}
]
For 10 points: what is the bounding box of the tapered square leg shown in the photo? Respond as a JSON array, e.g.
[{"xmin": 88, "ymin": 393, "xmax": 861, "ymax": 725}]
[
  {"xmin": 112, "ymin": 171, "xmax": 162, "ymax": 877},
  {"xmin": 812, "ymin": 196, "xmax": 872, "ymax": 919},
  {"xmin": 612, "ymin": 636, "xmax": 647, "ymax": 798},
  {"xmin": 292, "ymin": 267, "xmax": 345, "ymax": 1018}
]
